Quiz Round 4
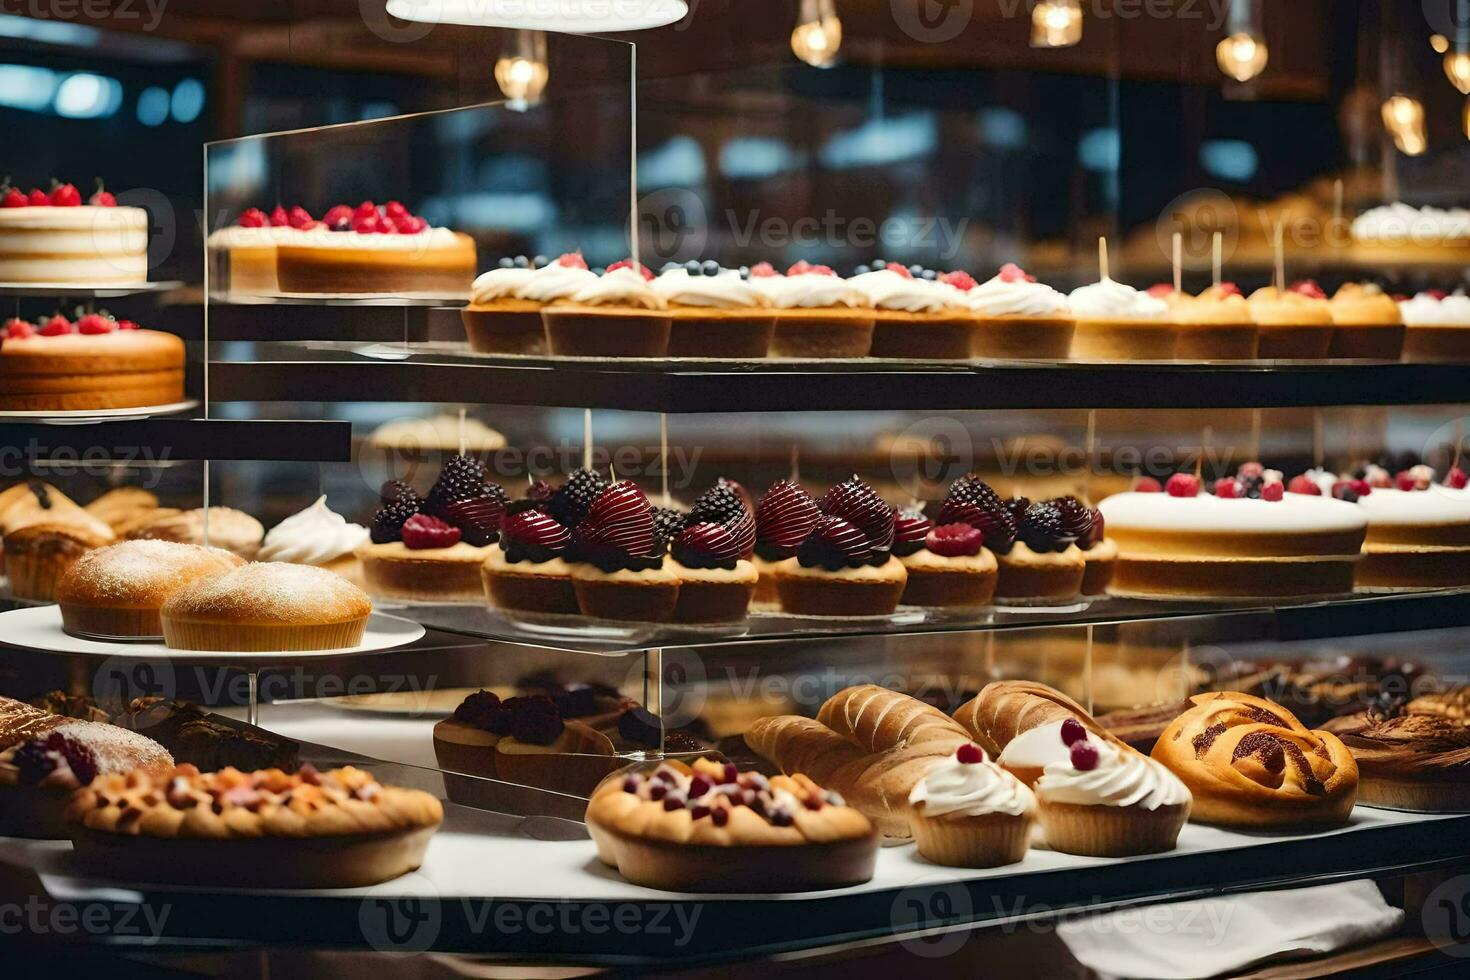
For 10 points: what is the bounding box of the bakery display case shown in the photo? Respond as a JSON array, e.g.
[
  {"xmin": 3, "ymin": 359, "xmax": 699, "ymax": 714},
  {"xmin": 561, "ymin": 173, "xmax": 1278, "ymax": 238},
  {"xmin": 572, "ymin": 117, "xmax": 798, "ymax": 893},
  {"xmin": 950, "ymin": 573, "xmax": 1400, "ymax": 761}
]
[{"xmin": 10, "ymin": 4, "xmax": 1470, "ymax": 975}]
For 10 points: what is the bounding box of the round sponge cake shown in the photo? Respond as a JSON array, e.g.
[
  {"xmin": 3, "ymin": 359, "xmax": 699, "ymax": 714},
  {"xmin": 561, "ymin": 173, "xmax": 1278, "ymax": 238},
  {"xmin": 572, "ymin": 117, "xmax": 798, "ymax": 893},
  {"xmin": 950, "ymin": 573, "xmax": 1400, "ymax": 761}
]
[
  {"xmin": 161, "ymin": 562, "xmax": 372, "ymax": 652},
  {"xmin": 57, "ymin": 540, "xmax": 245, "ymax": 640}
]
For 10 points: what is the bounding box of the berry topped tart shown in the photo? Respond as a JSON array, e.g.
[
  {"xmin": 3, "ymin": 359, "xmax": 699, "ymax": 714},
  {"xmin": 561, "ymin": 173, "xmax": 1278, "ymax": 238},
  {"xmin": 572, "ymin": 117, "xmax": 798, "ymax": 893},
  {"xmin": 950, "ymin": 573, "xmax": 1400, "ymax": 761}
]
[
  {"xmin": 769, "ymin": 475, "xmax": 908, "ymax": 616},
  {"xmin": 483, "ymin": 501, "xmax": 578, "ymax": 615},
  {"xmin": 746, "ymin": 261, "xmax": 876, "ymax": 358},
  {"xmin": 893, "ymin": 503, "xmax": 999, "ymax": 609},
  {"xmin": 0, "ymin": 312, "xmax": 184, "ymax": 412},
  {"xmin": 965, "ymin": 263, "xmax": 1075, "ymax": 360},
  {"xmin": 751, "ymin": 478, "xmax": 821, "ymax": 606},
  {"xmin": 585, "ymin": 757, "xmax": 878, "ymax": 892},
  {"xmin": 0, "ymin": 178, "xmax": 148, "ymax": 285},
  {"xmin": 653, "ymin": 260, "xmax": 776, "ymax": 358},
  {"xmin": 1075, "ymin": 501, "xmax": 1117, "ymax": 595},
  {"xmin": 1399, "ymin": 289, "xmax": 1470, "ymax": 361},
  {"xmin": 1097, "ymin": 465, "xmax": 1368, "ymax": 600},
  {"xmin": 541, "ymin": 261, "xmax": 673, "ymax": 357},
  {"xmin": 934, "ymin": 475, "xmax": 1085, "ymax": 603},
  {"xmin": 666, "ymin": 480, "xmax": 758, "ymax": 622},
  {"xmin": 1292, "ymin": 461, "xmax": 1470, "ymax": 591},
  {"xmin": 849, "ymin": 261, "xmax": 974, "ymax": 360},
  {"xmin": 209, "ymin": 200, "xmax": 475, "ymax": 297},
  {"xmin": 1246, "ymin": 282, "xmax": 1335, "ymax": 359},
  {"xmin": 568, "ymin": 480, "xmax": 682, "ymax": 621},
  {"xmin": 358, "ymin": 455, "xmax": 506, "ymax": 602},
  {"xmin": 462, "ymin": 252, "xmax": 597, "ymax": 355}
]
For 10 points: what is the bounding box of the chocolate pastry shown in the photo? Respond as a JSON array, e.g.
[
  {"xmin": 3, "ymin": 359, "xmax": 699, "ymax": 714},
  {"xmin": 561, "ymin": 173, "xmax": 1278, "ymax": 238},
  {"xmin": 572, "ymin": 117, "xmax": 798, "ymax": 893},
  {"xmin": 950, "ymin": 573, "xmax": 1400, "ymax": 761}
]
[
  {"xmin": 120, "ymin": 697, "xmax": 300, "ymax": 773},
  {"xmin": 1323, "ymin": 695, "xmax": 1470, "ymax": 811}
]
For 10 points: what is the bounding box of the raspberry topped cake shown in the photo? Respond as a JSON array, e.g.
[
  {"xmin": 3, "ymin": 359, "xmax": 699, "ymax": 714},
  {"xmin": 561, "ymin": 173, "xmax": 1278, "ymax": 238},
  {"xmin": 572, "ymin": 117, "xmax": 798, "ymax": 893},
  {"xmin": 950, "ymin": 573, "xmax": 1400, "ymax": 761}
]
[
  {"xmin": 849, "ymin": 261, "xmax": 972, "ymax": 359},
  {"xmin": 1292, "ymin": 462, "xmax": 1470, "ymax": 590},
  {"xmin": 568, "ymin": 480, "xmax": 681, "ymax": 621},
  {"xmin": 751, "ymin": 478, "xmax": 821, "ymax": 605},
  {"xmin": 0, "ymin": 178, "xmax": 148, "ymax": 285},
  {"xmin": 0, "ymin": 313, "xmax": 183, "ymax": 412},
  {"xmin": 359, "ymin": 456, "xmax": 505, "ymax": 602},
  {"xmin": 668, "ymin": 480, "xmax": 758, "ymax": 622},
  {"xmin": 211, "ymin": 200, "xmax": 475, "ymax": 297},
  {"xmin": 966, "ymin": 263, "xmax": 1075, "ymax": 360},
  {"xmin": 769, "ymin": 475, "xmax": 907, "ymax": 616},
  {"xmin": 585, "ymin": 757, "xmax": 877, "ymax": 892},
  {"xmin": 746, "ymin": 261, "xmax": 875, "ymax": 358},
  {"xmin": 1099, "ymin": 466, "xmax": 1368, "ymax": 599},
  {"xmin": 937, "ymin": 476, "xmax": 1086, "ymax": 603},
  {"xmin": 893, "ymin": 504, "xmax": 998, "ymax": 608},
  {"xmin": 653, "ymin": 261, "xmax": 776, "ymax": 358},
  {"xmin": 462, "ymin": 252, "xmax": 597, "ymax": 355}
]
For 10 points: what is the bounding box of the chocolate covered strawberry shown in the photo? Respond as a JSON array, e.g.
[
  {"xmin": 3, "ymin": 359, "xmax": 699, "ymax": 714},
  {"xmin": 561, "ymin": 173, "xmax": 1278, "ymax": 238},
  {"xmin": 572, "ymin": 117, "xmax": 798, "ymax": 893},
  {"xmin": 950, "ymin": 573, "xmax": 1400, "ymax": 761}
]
[
  {"xmin": 755, "ymin": 479, "xmax": 820, "ymax": 560},
  {"xmin": 796, "ymin": 514, "xmax": 872, "ymax": 570},
  {"xmin": 573, "ymin": 481, "xmax": 659, "ymax": 570},
  {"xmin": 672, "ymin": 522, "xmax": 741, "ymax": 569},
  {"xmin": 500, "ymin": 508, "xmax": 570, "ymax": 563},
  {"xmin": 819, "ymin": 476, "xmax": 894, "ymax": 552},
  {"xmin": 892, "ymin": 506, "xmax": 932, "ymax": 557}
]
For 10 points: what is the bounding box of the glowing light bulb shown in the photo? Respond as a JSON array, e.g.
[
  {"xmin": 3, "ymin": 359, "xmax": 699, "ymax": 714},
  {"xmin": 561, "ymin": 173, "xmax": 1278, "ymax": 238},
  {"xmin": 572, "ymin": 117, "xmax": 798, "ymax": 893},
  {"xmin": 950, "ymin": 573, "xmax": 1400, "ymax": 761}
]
[
  {"xmin": 1216, "ymin": 31, "xmax": 1268, "ymax": 82},
  {"xmin": 791, "ymin": 0, "xmax": 841, "ymax": 67},
  {"xmin": 1462, "ymin": 98, "xmax": 1470, "ymax": 141},
  {"xmin": 494, "ymin": 29, "xmax": 548, "ymax": 108},
  {"xmin": 1447, "ymin": 51, "xmax": 1470, "ymax": 94},
  {"xmin": 1382, "ymin": 94, "xmax": 1428, "ymax": 156},
  {"xmin": 1433, "ymin": 34, "xmax": 1451, "ymax": 54},
  {"xmin": 1031, "ymin": 0, "xmax": 1082, "ymax": 48}
]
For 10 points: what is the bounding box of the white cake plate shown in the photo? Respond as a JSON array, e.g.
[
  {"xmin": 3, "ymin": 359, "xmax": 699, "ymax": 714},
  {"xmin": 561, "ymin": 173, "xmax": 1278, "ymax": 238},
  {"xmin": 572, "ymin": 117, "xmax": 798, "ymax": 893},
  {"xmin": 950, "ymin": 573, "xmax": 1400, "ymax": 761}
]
[
  {"xmin": 0, "ymin": 605, "xmax": 426, "ymax": 668},
  {"xmin": 0, "ymin": 399, "xmax": 199, "ymax": 424}
]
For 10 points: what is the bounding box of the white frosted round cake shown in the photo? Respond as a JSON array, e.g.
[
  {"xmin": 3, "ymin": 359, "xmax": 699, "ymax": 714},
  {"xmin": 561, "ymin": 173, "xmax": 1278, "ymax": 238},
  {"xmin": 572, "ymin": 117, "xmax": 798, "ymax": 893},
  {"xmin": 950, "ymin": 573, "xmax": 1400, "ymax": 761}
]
[
  {"xmin": 1098, "ymin": 476, "xmax": 1367, "ymax": 599},
  {"xmin": 1346, "ymin": 484, "xmax": 1470, "ymax": 590},
  {"xmin": 0, "ymin": 205, "xmax": 148, "ymax": 285}
]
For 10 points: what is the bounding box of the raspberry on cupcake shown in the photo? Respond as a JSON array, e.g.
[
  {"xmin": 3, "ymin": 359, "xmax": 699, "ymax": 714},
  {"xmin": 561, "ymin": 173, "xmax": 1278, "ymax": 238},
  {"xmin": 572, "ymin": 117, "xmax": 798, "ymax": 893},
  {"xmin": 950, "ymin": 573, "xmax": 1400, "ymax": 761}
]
[
  {"xmin": 569, "ymin": 481, "xmax": 681, "ymax": 621},
  {"xmin": 894, "ymin": 505, "xmax": 998, "ymax": 609},
  {"xmin": 770, "ymin": 476, "xmax": 907, "ymax": 616}
]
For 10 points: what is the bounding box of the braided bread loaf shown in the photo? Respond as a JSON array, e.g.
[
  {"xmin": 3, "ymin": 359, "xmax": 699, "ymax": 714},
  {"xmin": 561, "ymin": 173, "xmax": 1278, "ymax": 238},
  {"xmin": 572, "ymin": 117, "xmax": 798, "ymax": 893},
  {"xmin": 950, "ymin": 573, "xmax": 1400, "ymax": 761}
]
[
  {"xmin": 1152, "ymin": 691, "xmax": 1357, "ymax": 828},
  {"xmin": 745, "ymin": 687, "xmax": 969, "ymax": 838}
]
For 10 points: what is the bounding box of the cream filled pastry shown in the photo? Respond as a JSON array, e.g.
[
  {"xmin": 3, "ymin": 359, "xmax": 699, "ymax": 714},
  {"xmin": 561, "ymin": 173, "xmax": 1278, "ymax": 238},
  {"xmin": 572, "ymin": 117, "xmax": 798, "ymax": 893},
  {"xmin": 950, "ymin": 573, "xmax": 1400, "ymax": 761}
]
[
  {"xmin": 912, "ymin": 744, "xmax": 1035, "ymax": 818},
  {"xmin": 258, "ymin": 496, "xmax": 369, "ymax": 585},
  {"xmin": 1099, "ymin": 470, "xmax": 1367, "ymax": 599},
  {"xmin": 1068, "ymin": 276, "xmax": 1176, "ymax": 360}
]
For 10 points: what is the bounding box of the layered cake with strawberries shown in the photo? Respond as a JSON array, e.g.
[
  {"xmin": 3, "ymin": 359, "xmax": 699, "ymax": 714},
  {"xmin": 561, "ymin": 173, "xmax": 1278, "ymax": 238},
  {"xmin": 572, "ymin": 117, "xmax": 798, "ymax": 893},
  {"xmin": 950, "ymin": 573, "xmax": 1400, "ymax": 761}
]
[
  {"xmin": 0, "ymin": 313, "xmax": 183, "ymax": 412},
  {"xmin": 358, "ymin": 457, "xmax": 504, "ymax": 602},
  {"xmin": 211, "ymin": 201, "xmax": 475, "ymax": 297},
  {"xmin": 0, "ymin": 179, "xmax": 147, "ymax": 285},
  {"xmin": 1293, "ymin": 464, "xmax": 1470, "ymax": 590},
  {"xmin": 1098, "ymin": 467, "xmax": 1368, "ymax": 599},
  {"xmin": 770, "ymin": 476, "xmax": 907, "ymax": 616}
]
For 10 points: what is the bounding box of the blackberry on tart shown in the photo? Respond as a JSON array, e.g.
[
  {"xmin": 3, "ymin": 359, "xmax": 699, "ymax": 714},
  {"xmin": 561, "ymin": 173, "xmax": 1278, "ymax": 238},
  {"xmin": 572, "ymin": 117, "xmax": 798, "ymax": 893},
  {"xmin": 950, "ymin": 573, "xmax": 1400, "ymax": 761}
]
[
  {"xmin": 568, "ymin": 481, "xmax": 681, "ymax": 621},
  {"xmin": 991, "ymin": 496, "xmax": 1087, "ymax": 603},
  {"xmin": 771, "ymin": 478, "xmax": 907, "ymax": 616}
]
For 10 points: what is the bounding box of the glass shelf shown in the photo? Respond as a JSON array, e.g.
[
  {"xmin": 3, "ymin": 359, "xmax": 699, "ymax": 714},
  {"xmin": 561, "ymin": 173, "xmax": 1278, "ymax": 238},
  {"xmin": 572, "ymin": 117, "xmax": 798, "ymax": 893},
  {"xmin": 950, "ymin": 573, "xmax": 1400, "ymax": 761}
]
[{"xmin": 0, "ymin": 280, "xmax": 185, "ymax": 299}]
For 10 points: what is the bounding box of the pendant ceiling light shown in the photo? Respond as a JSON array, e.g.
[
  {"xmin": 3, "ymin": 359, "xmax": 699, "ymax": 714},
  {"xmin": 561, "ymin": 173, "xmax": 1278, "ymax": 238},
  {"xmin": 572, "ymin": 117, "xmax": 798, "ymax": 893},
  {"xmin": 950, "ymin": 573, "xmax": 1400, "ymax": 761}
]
[
  {"xmin": 1031, "ymin": 0, "xmax": 1082, "ymax": 48},
  {"xmin": 385, "ymin": 0, "xmax": 688, "ymax": 32},
  {"xmin": 1382, "ymin": 93, "xmax": 1428, "ymax": 155},
  {"xmin": 791, "ymin": 0, "xmax": 842, "ymax": 68},
  {"xmin": 1216, "ymin": 0, "xmax": 1267, "ymax": 82},
  {"xmin": 495, "ymin": 29, "xmax": 549, "ymax": 108}
]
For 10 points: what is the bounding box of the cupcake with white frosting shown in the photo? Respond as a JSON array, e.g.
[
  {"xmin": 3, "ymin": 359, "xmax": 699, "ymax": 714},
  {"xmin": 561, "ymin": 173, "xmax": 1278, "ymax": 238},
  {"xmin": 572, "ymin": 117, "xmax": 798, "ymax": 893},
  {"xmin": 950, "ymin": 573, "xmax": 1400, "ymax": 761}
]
[
  {"xmin": 462, "ymin": 253, "xmax": 598, "ymax": 355},
  {"xmin": 1400, "ymin": 290, "xmax": 1470, "ymax": 361},
  {"xmin": 1067, "ymin": 276, "xmax": 1176, "ymax": 360},
  {"xmin": 747, "ymin": 261, "xmax": 876, "ymax": 358},
  {"xmin": 908, "ymin": 742, "xmax": 1035, "ymax": 867},
  {"xmin": 849, "ymin": 261, "xmax": 973, "ymax": 360},
  {"xmin": 1001, "ymin": 718, "xmax": 1190, "ymax": 856},
  {"xmin": 652, "ymin": 261, "xmax": 775, "ymax": 358},
  {"xmin": 258, "ymin": 496, "xmax": 370, "ymax": 587},
  {"xmin": 541, "ymin": 261, "xmax": 672, "ymax": 357},
  {"xmin": 966, "ymin": 264, "xmax": 1076, "ymax": 360}
]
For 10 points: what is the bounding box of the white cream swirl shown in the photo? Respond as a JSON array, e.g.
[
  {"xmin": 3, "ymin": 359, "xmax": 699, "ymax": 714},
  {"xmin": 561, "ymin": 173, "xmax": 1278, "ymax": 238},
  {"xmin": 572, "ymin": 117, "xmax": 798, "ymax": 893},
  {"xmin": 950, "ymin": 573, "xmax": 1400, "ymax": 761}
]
[
  {"xmin": 1400, "ymin": 292, "xmax": 1470, "ymax": 326},
  {"xmin": 651, "ymin": 268, "xmax": 766, "ymax": 308},
  {"xmin": 748, "ymin": 273, "xmax": 871, "ymax": 309},
  {"xmin": 969, "ymin": 274, "xmax": 1070, "ymax": 316},
  {"xmin": 848, "ymin": 268, "xmax": 962, "ymax": 312},
  {"xmin": 567, "ymin": 266, "xmax": 667, "ymax": 309},
  {"xmin": 516, "ymin": 263, "xmax": 600, "ymax": 302},
  {"xmin": 470, "ymin": 267, "xmax": 535, "ymax": 303},
  {"xmin": 1036, "ymin": 737, "xmax": 1190, "ymax": 811},
  {"xmin": 1068, "ymin": 277, "xmax": 1169, "ymax": 319},
  {"xmin": 909, "ymin": 751, "xmax": 1035, "ymax": 818},
  {"xmin": 258, "ymin": 496, "xmax": 369, "ymax": 566}
]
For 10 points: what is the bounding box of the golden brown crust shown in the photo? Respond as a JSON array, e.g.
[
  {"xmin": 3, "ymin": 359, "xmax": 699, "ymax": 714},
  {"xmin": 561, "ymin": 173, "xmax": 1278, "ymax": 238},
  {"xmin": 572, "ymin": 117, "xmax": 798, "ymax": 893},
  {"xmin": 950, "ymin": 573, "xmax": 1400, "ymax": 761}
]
[
  {"xmin": 1321, "ymin": 709, "xmax": 1470, "ymax": 810},
  {"xmin": 127, "ymin": 507, "xmax": 264, "ymax": 559},
  {"xmin": 162, "ymin": 562, "xmax": 371, "ymax": 627},
  {"xmin": 815, "ymin": 684, "xmax": 969, "ymax": 753},
  {"xmin": 57, "ymin": 540, "xmax": 244, "ymax": 609},
  {"xmin": 1151, "ymin": 691, "xmax": 1357, "ymax": 828},
  {"xmin": 953, "ymin": 680, "xmax": 1122, "ymax": 758}
]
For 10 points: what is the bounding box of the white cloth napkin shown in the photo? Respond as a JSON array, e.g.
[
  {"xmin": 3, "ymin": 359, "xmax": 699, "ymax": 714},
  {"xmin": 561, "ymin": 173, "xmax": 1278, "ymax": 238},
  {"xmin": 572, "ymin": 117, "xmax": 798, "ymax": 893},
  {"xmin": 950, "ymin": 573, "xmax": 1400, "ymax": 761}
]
[{"xmin": 1056, "ymin": 880, "xmax": 1402, "ymax": 979}]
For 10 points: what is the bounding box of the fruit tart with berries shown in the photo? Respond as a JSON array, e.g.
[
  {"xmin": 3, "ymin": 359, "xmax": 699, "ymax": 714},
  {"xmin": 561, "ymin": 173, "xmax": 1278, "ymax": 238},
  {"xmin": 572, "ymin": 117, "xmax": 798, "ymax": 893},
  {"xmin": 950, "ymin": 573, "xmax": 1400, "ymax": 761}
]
[
  {"xmin": 751, "ymin": 478, "xmax": 821, "ymax": 605},
  {"xmin": 568, "ymin": 480, "xmax": 682, "ymax": 621},
  {"xmin": 769, "ymin": 475, "xmax": 908, "ymax": 616},
  {"xmin": 892, "ymin": 503, "xmax": 998, "ymax": 608},
  {"xmin": 269, "ymin": 200, "xmax": 475, "ymax": 296},
  {"xmin": 0, "ymin": 312, "xmax": 183, "ymax": 412},
  {"xmin": 358, "ymin": 457, "xmax": 506, "ymax": 602},
  {"xmin": 65, "ymin": 763, "xmax": 444, "ymax": 888},
  {"xmin": 483, "ymin": 502, "xmax": 579, "ymax": 615},
  {"xmin": 0, "ymin": 177, "xmax": 148, "ymax": 285},
  {"xmin": 462, "ymin": 252, "xmax": 598, "ymax": 355},
  {"xmin": 746, "ymin": 261, "xmax": 876, "ymax": 358},
  {"xmin": 935, "ymin": 476, "xmax": 1084, "ymax": 603},
  {"xmin": 541, "ymin": 260, "xmax": 673, "ymax": 357},
  {"xmin": 585, "ymin": 757, "xmax": 877, "ymax": 892},
  {"xmin": 667, "ymin": 480, "xmax": 758, "ymax": 622},
  {"xmin": 652, "ymin": 260, "xmax": 777, "ymax": 358},
  {"xmin": 0, "ymin": 718, "xmax": 172, "ymax": 838},
  {"xmin": 850, "ymin": 261, "xmax": 975, "ymax": 360},
  {"xmin": 1098, "ymin": 466, "xmax": 1367, "ymax": 599}
]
